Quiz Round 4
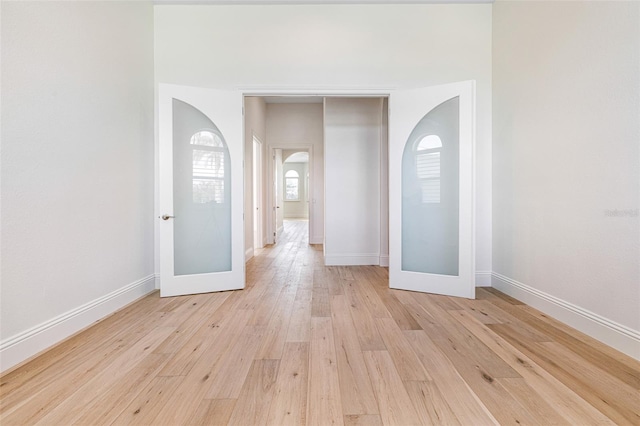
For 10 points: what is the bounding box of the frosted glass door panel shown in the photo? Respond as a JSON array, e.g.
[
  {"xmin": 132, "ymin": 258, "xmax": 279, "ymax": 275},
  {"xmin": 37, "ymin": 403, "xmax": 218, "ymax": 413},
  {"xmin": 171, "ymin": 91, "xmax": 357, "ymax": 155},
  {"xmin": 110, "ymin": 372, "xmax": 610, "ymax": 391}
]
[
  {"xmin": 172, "ymin": 99, "xmax": 231, "ymax": 275},
  {"xmin": 402, "ymin": 97, "xmax": 459, "ymax": 276},
  {"xmin": 389, "ymin": 81, "xmax": 475, "ymax": 299},
  {"xmin": 159, "ymin": 84, "xmax": 243, "ymax": 297}
]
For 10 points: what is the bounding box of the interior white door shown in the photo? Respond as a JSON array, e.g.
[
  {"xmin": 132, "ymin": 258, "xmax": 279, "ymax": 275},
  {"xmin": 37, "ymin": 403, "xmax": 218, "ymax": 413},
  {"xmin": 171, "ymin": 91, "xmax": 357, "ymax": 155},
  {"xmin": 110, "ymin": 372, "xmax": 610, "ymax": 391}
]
[
  {"xmin": 269, "ymin": 150, "xmax": 276, "ymax": 244},
  {"xmin": 253, "ymin": 137, "xmax": 262, "ymax": 250},
  {"xmin": 389, "ymin": 81, "xmax": 475, "ymax": 299},
  {"xmin": 275, "ymin": 149, "xmax": 284, "ymax": 241},
  {"xmin": 159, "ymin": 84, "xmax": 244, "ymax": 297}
]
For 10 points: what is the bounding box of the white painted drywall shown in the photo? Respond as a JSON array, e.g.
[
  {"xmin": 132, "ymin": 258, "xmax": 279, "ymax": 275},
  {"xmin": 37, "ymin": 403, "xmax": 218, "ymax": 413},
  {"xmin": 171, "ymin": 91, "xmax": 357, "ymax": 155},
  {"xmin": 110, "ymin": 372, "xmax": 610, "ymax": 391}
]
[
  {"xmin": 283, "ymin": 162, "xmax": 309, "ymax": 219},
  {"xmin": 266, "ymin": 103, "xmax": 324, "ymax": 243},
  {"xmin": 244, "ymin": 97, "xmax": 267, "ymax": 258},
  {"xmin": 493, "ymin": 1, "xmax": 640, "ymax": 348},
  {"xmin": 324, "ymin": 98, "xmax": 383, "ymax": 265},
  {"xmin": 1, "ymin": 1, "xmax": 155, "ymax": 371},
  {"xmin": 154, "ymin": 3, "xmax": 493, "ymax": 274}
]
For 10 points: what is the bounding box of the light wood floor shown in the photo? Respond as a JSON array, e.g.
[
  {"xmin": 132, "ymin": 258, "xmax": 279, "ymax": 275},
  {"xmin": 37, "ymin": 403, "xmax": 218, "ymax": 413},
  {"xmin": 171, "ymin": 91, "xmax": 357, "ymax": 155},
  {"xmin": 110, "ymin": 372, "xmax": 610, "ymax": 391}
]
[{"xmin": 1, "ymin": 219, "xmax": 639, "ymax": 425}]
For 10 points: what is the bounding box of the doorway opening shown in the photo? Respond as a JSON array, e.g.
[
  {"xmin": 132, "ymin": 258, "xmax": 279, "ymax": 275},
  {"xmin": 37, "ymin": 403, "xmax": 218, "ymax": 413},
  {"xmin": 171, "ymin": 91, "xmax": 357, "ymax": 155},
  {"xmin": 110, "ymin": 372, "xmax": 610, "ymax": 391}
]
[
  {"xmin": 282, "ymin": 150, "xmax": 309, "ymax": 243},
  {"xmin": 244, "ymin": 95, "xmax": 390, "ymax": 267},
  {"xmin": 245, "ymin": 95, "xmax": 323, "ymax": 251},
  {"xmin": 270, "ymin": 145, "xmax": 314, "ymax": 246}
]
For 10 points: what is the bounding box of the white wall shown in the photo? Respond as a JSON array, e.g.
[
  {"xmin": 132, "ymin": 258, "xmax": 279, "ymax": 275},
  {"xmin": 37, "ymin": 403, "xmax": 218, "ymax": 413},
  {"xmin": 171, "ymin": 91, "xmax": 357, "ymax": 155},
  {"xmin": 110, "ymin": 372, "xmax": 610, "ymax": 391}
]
[
  {"xmin": 1, "ymin": 1, "xmax": 155, "ymax": 372},
  {"xmin": 324, "ymin": 98, "xmax": 383, "ymax": 266},
  {"xmin": 282, "ymin": 162, "xmax": 309, "ymax": 219},
  {"xmin": 154, "ymin": 3, "xmax": 493, "ymax": 274},
  {"xmin": 493, "ymin": 1, "xmax": 640, "ymax": 358},
  {"xmin": 244, "ymin": 97, "xmax": 267, "ymax": 260},
  {"xmin": 266, "ymin": 103, "xmax": 324, "ymax": 243}
]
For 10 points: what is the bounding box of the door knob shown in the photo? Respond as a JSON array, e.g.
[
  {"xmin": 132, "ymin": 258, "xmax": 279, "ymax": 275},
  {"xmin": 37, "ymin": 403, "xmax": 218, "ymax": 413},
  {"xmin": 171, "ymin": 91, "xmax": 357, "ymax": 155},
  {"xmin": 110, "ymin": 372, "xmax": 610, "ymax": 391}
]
[{"xmin": 161, "ymin": 215, "xmax": 175, "ymax": 220}]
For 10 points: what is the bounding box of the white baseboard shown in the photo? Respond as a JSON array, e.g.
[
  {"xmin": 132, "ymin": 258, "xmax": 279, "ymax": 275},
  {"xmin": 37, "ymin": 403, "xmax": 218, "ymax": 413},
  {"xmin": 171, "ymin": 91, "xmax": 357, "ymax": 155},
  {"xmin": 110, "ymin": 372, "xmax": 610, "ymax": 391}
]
[
  {"xmin": 475, "ymin": 271, "xmax": 492, "ymax": 287},
  {"xmin": 491, "ymin": 272, "xmax": 640, "ymax": 361},
  {"xmin": 325, "ymin": 253, "xmax": 380, "ymax": 266},
  {"xmin": 0, "ymin": 274, "xmax": 157, "ymax": 373},
  {"xmin": 245, "ymin": 248, "xmax": 254, "ymax": 262},
  {"xmin": 379, "ymin": 255, "xmax": 389, "ymax": 267},
  {"xmin": 309, "ymin": 235, "xmax": 323, "ymax": 245}
]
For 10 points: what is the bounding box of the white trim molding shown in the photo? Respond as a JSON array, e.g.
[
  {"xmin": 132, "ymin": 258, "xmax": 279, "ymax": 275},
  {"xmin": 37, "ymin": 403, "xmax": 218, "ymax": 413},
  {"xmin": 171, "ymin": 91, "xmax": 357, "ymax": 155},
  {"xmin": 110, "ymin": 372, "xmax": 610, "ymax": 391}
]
[
  {"xmin": 475, "ymin": 270, "xmax": 492, "ymax": 287},
  {"xmin": 491, "ymin": 272, "xmax": 640, "ymax": 361},
  {"xmin": 0, "ymin": 274, "xmax": 157, "ymax": 373},
  {"xmin": 309, "ymin": 235, "xmax": 324, "ymax": 245},
  {"xmin": 324, "ymin": 253, "xmax": 380, "ymax": 266},
  {"xmin": 245, "ymin": 248, "xmax": 254, "ymax": 262},
  {"xmin": 379, "ymin": 255, "xmax": 390, "ymax": 267}
]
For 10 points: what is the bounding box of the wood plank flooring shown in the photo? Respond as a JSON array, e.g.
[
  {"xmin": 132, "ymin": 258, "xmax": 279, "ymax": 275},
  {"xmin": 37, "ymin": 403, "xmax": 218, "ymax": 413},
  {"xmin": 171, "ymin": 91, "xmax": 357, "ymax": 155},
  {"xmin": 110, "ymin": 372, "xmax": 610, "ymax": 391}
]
[{"xmin": 1, "ymin": 219, "xmax": 639, "ymax": 425}]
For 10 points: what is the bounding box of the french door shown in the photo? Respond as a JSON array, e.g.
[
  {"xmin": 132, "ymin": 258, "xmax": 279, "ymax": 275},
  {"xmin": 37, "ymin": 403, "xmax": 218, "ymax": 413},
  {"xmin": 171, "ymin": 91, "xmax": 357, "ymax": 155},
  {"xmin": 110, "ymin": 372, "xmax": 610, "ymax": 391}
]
[
  {"xmin": 157, "ymin": 83, "xmax": 473, "ymax": 298},
  {"xmin": 389, "ymin": 81, "xmax": 476, "ymax": 299},
  {"xmin": 158, "ymin": 84, "xmax": 244, "ymax": 297}
]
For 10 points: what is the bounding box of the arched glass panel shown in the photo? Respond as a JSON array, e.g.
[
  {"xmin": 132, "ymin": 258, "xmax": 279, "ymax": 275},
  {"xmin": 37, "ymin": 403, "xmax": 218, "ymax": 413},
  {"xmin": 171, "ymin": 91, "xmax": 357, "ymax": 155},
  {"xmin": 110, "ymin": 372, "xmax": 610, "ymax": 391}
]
[
  {"xmin": 173, "ymin": 99, "xmax": 231, "ymax": 275},
  {"xmin": 285, "ymin": 170, "xmax": 299, "ymax": 178},
  {"xmin": 402, "ymin": 97, "xmax": 459, "ymax": 276}
]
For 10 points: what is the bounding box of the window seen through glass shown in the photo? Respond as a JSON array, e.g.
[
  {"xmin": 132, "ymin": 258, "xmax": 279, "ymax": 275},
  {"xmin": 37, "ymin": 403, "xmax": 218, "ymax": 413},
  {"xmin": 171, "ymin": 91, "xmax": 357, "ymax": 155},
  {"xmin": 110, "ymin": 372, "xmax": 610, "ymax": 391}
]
[
  {"xmin": 416, "ymin": 135, "xmax": 442, "ymax": 203},
  {"xmin": 190, "ymin": 130, "xmax": 225, "ymax": 203},
  {"xmin": 285, "ymin": 170, "xmax": 299, "ymax": 201}
]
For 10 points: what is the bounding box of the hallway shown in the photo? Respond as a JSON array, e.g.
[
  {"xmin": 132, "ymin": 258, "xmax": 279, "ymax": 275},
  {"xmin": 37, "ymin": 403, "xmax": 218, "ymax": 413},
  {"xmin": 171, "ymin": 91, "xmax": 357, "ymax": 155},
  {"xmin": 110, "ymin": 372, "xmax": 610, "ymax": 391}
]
[{"xmin": 1, "ymin": 223, "xmax": 638, "ymax": 425}]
